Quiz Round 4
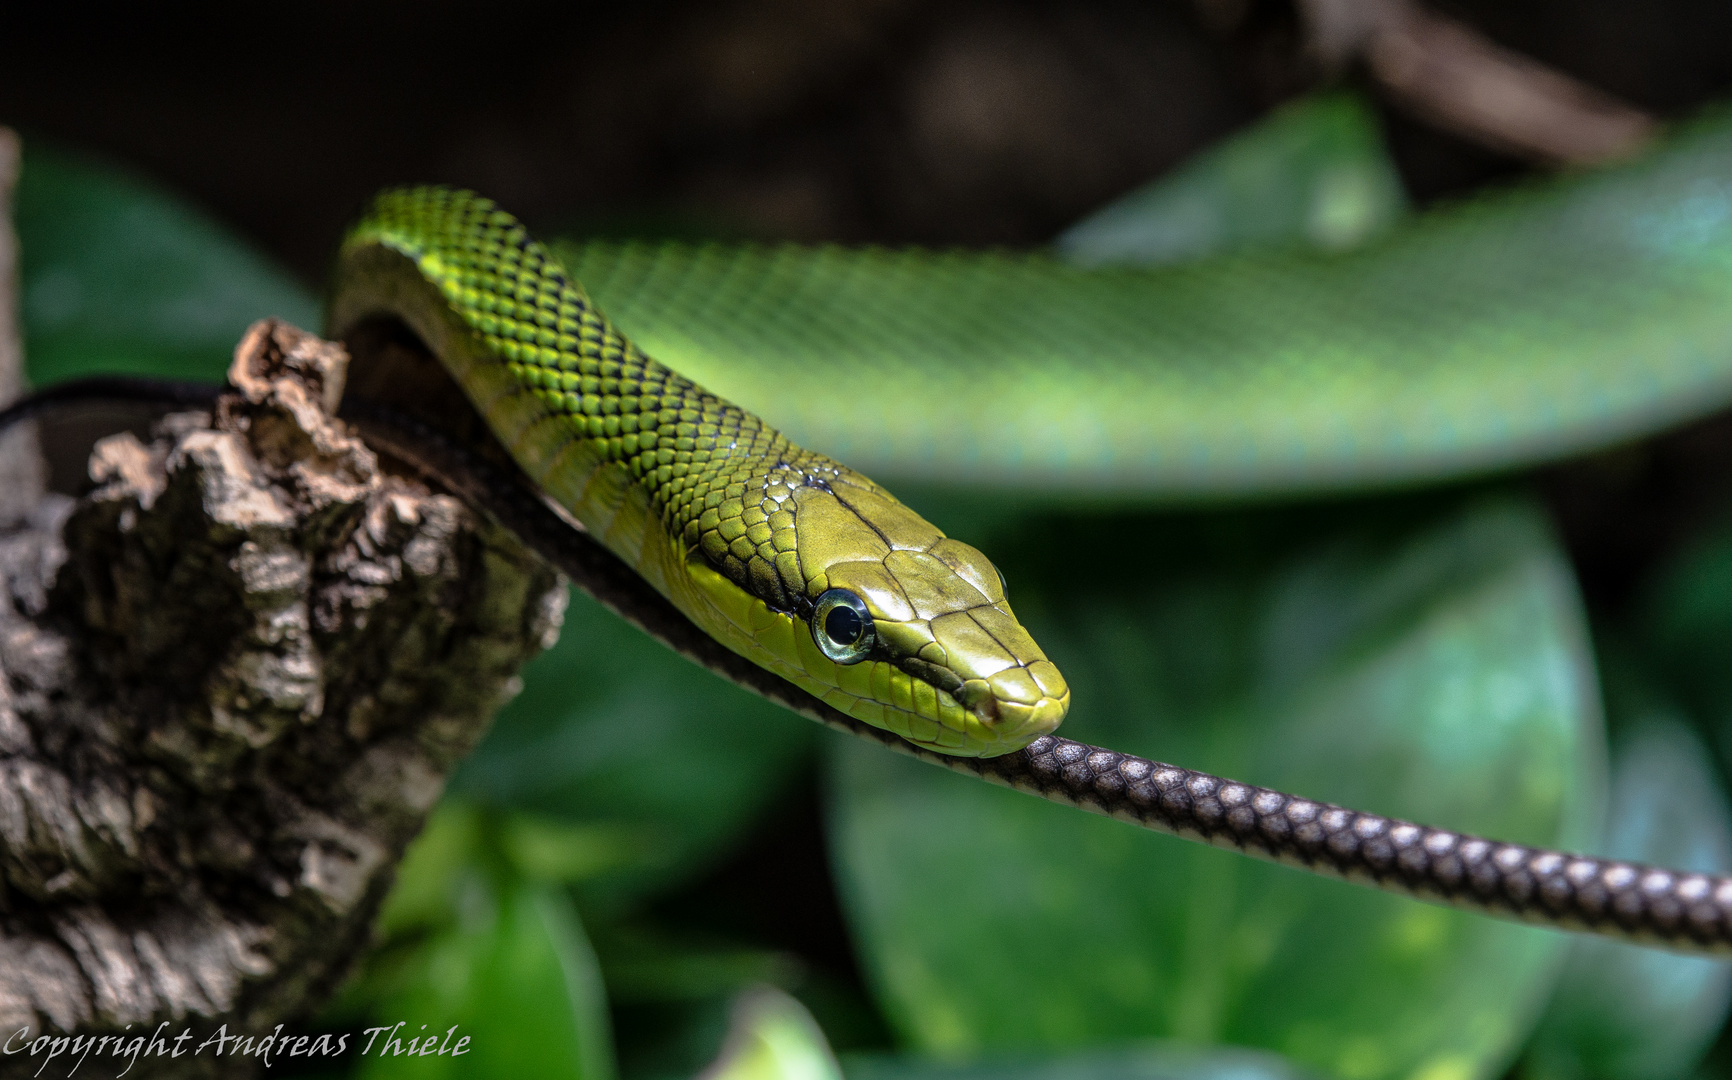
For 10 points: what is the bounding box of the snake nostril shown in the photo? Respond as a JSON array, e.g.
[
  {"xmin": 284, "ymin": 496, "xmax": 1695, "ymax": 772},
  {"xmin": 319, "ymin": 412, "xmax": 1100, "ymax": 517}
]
[{"xmin": 959, "ymin": 678, "xmax": 999, "ymax": 724}]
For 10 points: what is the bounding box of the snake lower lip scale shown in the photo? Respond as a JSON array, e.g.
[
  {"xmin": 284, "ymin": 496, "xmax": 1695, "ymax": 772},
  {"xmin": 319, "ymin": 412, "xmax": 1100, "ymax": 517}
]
[{"xmin": 7, "ymin": 169, "xmax": 1732, "ymax": 957}]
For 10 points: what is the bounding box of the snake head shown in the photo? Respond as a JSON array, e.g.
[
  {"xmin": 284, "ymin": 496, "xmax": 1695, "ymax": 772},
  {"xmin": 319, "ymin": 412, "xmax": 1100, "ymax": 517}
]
[
  {"xmin": 780, "ymin": 470, "xmax": 1070, "ymax": 756},
  {"xmin": 685, "ymin": 457, "xmax": 1067, "ymax": 756}
]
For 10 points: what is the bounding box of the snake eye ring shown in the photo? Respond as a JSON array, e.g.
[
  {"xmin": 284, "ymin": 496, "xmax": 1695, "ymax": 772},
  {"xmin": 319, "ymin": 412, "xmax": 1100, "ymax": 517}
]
[{"xmin": 812, "ymin": 588, "xmax": 875, "ymax": 664}]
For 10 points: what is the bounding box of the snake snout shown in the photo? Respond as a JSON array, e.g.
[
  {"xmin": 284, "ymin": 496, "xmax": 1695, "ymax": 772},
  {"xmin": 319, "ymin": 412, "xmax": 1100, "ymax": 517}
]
[
  {"xmin": 915, "ymin": 599, "xmax": 1071, "ymax": 752},
  {"xmin": 944, "ymin": 606, "xmax": 1070, "ymax": 748},
  {"xmin": 961, "ymin": 660, "xmax": 1070, "ymax": 743}
]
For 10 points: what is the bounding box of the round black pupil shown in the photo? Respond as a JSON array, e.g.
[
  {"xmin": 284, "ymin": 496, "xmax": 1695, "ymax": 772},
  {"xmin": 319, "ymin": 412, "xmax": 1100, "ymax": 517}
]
[{"xmin": 825, "ymin": 605, "xmax": 864, "ymax": 646}]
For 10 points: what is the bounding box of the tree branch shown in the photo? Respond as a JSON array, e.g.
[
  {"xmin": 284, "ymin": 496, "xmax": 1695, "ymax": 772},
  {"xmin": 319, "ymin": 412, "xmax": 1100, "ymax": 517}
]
[
  {"xmin": 1294, "ymin": 0, "xmax": 1657, "ymax": 166},
  {"xmin": 0, "ymin": 127, "xmax": 46, "ymax": 527},
  {"xmin": 0, "ymin": 318, "xmax": 564, "ymax": 1077}
]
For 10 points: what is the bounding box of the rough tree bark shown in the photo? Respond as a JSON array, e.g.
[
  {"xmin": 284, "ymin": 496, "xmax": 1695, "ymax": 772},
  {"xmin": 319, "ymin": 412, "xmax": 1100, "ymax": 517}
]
[
  {"xmin": 0, "ymin": 128, "xmax": 44, "ymax": 528},
  {"xmin": 0, "ymin": 141, "xmax": 566, "ymax": 1077}
]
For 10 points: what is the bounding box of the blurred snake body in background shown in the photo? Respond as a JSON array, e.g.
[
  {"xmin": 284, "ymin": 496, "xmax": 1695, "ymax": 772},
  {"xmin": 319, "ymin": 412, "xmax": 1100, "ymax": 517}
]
[{"xmin": 557, "ymin": 107, "xmax": 1732, "ymax": 500}]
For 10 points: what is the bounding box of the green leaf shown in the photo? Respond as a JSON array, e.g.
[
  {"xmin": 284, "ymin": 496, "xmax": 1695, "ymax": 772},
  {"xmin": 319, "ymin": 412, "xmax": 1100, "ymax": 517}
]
[
  {"xmin": 1056, "ymin": 92, "xmax": 1407, "ymax": 266},
  {"xmin": 15, "ymin": 146, "xmax": 319, "ymax": 383},
  {"xmin": 451, "ymin": 586, "xmax": 816, "ymax": 902},
  {"xmin": 593, "ymin": 924, "xmax": 800, "ymax": 1006},
  {"xmin": 373, "ymin": 803, "xmax": 488, "ymax": 939},
  {"xmin": 1641, "ymin": 517, "xmax": 1732, "ymax": 764},
  {"xmin": 700, "ymin": 987, "xmax": 844, "ymax": 1080},
  {"xmin": 1523, "ymin": 685, "xmax": 1732, "ymax": 1080},
  {"xmin": 355, "ymin": 882, "xmax": 616, "ymax": 1080},
  {"xmin": 842, "ymin": 1042, "xmax": 1320, "ymax": 1080},
  {"xmin": 829, "ymin": 498, "xmax": 1602, "ymax": 1080}
]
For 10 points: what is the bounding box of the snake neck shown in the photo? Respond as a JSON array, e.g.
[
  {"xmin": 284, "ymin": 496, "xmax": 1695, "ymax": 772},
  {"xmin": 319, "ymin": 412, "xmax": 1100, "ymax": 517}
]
[{"xmin": 334, "ymin": 187, "xmax": 847, "ymax": 616}]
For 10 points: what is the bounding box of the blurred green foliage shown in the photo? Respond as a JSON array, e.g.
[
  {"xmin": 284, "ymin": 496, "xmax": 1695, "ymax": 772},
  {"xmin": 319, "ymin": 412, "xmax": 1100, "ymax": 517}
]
[
  {"xmin": 13, "ymin": 90, "xmax": 1732, "ymax": 1080},
  {"xmin": 449, "ymin": 587, "xmax": 815, "ymax": 908},
  {"xmin": 1524, "ymin": 703, "xmax": 1732, "ymax": 1080},
  {"xmin": 14, "ymin": 146, "xmax": 319, "ymax": 382},
  {"xmin": 701, "ymin": 988, "xmax": 844, "ymax": 1080},
  {"xmin": 843, "ymin": 1042, "xmax": 1321, "ymax": 1080},
  {"xmin": 1055, "ymin": 93, "xmax": 1408, "ymax": 266},
  {"xmin": 330, "ymin": 805, "xmax": 617, "ymax": 1080}
]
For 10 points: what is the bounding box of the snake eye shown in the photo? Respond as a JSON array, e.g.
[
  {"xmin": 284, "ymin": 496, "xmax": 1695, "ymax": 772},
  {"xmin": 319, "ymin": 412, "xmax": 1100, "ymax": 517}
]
[{"xmin": 812, "ymin": 588, "xmax": 875, "ymax": 664}]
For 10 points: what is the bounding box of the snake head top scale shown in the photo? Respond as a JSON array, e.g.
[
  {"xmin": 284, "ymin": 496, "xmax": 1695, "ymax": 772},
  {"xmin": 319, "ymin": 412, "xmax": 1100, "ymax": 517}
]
[{"xmin": 327, "ymin": 186, "xmax": 1070, "ymax": 757}]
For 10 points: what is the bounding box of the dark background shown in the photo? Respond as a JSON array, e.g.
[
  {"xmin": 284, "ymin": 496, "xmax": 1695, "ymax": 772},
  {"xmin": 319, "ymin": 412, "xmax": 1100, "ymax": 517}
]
[{"xmin": 5, "ymin": 0, "xmax": 1732, "ymax": 285}]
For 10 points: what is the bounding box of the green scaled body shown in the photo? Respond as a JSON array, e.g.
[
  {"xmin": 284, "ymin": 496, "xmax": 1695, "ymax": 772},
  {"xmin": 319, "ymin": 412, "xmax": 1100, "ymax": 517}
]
[{"xmin": 336, "ymin": 188, "xmax": 823, "ymax": 609}]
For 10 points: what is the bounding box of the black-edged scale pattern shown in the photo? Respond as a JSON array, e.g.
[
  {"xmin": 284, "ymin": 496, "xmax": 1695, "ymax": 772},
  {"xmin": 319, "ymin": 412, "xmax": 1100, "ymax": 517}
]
[{"xmin": 361, "ymin": 187, "xmax": 846, "ymax": 612}]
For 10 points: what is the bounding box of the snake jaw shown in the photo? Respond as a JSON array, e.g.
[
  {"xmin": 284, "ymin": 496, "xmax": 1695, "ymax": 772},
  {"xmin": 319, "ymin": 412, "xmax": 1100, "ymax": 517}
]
[{"xmin": 870, "ymin": 605, "xmax": 1070, "ymax": 753}]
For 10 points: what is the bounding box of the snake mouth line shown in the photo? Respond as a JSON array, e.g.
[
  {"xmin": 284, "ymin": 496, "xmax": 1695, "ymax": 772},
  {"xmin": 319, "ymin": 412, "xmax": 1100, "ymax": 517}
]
[{"xmin": 892, "ymin": 653, "xmax": 1013, "ymax": 728}]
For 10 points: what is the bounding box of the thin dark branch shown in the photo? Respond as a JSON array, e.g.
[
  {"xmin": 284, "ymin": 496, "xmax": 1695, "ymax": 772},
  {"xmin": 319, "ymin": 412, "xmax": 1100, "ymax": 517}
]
[{"xmin": 1295, "ymin": 0, "xmax": 1657, "ymax": 166}]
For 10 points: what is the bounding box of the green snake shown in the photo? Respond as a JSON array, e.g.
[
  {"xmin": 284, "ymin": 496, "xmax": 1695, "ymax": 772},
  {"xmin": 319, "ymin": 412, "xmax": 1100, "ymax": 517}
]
[
  {"xmin": 18, "ymin": 107, "xmax": 1732, "ymax": 957},
  {"xmin": 329, "ymin": 188, "xmax": 1069, "ymax": 759},
  {"xmin": 556, "ymin": 109, "xmax": 1732, "ymax": 499}
]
